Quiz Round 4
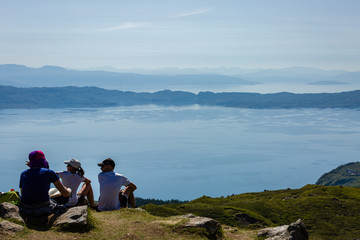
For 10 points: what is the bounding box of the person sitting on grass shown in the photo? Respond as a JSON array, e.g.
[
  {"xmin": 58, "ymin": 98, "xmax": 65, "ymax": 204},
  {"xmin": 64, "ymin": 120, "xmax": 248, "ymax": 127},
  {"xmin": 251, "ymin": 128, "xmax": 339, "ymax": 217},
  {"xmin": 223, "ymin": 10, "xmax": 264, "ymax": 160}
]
[
  {"xmin": 19, "ymin": 150, "xmax": 70, "ymax": 217},
  {"xmin": 96, "ymin": 158, "xmax": 137, "ymax": 212},
  {"xmin": 53, "ymin": 158, "xmax": 95, "ymax": 208}
]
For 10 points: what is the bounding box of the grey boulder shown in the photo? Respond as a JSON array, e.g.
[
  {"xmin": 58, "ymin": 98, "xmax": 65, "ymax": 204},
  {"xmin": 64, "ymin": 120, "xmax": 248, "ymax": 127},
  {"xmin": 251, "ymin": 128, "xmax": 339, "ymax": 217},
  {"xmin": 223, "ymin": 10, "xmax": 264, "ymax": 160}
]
[
  {"xmin": 53, "ymin": 205, "xmax": 88, "ymax": 231},
  {"xmin": 0, "ymin": 202, "xmax": 24, "ymax": 223},
  {"xmin": 182, "ymin": 215, "xmax": 222, "ymax": 239},
  {"xmin": 0, "ymin": 220, "xmax": 24, "ymax": 234},
  {"xmin": 258, "ymin": 219, "xmax": 309, "ymax": 240}
]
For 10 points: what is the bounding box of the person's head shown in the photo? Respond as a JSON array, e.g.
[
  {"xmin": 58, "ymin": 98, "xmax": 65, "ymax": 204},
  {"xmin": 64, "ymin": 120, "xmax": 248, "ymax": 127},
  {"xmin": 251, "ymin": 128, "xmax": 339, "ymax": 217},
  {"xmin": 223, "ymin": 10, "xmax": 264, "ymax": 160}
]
[
  {"xmin": 98, "ymin": 158, "xmax": 115, "ymax": 172},
  {"xmin": 64, "ymin": 158, "xmax": 84, "ymax": 176},
  {"xmin": 28, "ymin": 150, "xmax": 49, "ymax": 169}
]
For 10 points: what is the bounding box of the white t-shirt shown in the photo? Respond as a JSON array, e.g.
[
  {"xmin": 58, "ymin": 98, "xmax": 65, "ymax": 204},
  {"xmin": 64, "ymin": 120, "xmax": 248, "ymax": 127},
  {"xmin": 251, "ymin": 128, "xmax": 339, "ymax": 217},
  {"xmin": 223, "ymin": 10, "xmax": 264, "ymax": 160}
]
[
  {"xmin": 97, "ymin": 171, "xmax": 130, "ymax": 211},
  {"xmin": 57, "ymin": 171, "xmax": 85, "ymax": 206}
]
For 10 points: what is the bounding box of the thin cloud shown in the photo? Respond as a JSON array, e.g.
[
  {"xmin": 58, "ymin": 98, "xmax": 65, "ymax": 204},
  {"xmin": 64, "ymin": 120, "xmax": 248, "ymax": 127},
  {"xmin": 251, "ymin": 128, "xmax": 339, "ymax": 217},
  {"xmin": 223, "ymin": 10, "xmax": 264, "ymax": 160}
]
[
  {"xmin": 172, "ymin": 9, "xmax": 210, "ymax": 18},
  {"xmin": 99, "ymin": 22, "xmax": 149, "ymax": 31}
]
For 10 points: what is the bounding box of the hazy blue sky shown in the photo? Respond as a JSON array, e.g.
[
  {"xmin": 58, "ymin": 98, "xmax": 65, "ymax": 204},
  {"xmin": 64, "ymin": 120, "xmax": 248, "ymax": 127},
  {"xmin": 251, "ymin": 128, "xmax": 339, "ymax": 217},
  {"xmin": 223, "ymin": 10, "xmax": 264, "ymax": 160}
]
[{"xmin": 1, "ymin": 0, "xmax": 359, "ymax": 70}]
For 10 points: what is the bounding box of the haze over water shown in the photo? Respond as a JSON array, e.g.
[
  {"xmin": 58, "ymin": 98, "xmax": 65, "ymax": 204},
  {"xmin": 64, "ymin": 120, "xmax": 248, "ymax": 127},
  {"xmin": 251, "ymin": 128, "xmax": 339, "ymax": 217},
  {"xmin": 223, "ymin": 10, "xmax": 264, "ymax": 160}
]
[{"xmin": 1, "ymin": 105, "xmax": 359, "ymax": 200}]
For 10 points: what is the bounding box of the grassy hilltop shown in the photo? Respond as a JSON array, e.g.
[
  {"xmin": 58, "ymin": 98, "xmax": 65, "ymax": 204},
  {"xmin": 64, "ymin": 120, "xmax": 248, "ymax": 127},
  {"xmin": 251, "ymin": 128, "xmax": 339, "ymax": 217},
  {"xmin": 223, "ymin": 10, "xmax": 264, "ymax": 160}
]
[
  {"xmin": 2, "ymin": 208, "xmax": 257, "ymax": 240},
  {"xmin": 143, "ymin": 184, "xmax": 360, "ymax": 240},
  {"xmin": 3, "ymin": 184, "xmax": 360, "ymax": 239},
  {"xmin": 316, "ymin": 162, "xmax": 360, "ymax": 187}
]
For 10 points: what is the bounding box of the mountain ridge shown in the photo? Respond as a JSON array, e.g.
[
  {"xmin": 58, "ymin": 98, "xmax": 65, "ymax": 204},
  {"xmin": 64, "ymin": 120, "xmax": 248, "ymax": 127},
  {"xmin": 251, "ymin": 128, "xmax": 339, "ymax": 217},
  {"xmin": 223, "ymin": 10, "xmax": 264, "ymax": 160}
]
[
  {"xmin": 0, "ymin": 64, "xmax": 255, "ymax": 89},
  {"xmin": 1, "ymin": 64, "xmax": 360, "ymax": 90},
  {"xmin": 1, "ymin": 85, "xmax": 360, "ymax": 109}
]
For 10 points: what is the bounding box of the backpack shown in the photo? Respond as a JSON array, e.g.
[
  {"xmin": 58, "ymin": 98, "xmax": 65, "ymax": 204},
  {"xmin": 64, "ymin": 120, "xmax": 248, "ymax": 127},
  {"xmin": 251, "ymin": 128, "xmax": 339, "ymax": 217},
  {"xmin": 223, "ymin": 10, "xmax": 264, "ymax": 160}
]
[{"xmin": 0, "ymin": 190, "xmax": 20, "ymax": 205}]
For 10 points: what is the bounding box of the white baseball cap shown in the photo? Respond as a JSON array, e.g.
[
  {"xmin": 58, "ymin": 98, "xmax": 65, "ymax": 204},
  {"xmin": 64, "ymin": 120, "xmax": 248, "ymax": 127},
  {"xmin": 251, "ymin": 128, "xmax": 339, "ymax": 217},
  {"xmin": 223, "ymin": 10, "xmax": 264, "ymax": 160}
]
[{"xmin": 64, "ymin": 158, "xmax": 81, "ymax": 169}]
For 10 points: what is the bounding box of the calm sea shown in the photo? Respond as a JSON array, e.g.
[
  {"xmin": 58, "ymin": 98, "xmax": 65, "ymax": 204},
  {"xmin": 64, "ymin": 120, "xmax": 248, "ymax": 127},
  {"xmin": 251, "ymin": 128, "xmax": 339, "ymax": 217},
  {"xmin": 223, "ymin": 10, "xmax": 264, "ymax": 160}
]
[{"xmin": 1, "ymin": 105, "xmax": 360, "ymax": 200}]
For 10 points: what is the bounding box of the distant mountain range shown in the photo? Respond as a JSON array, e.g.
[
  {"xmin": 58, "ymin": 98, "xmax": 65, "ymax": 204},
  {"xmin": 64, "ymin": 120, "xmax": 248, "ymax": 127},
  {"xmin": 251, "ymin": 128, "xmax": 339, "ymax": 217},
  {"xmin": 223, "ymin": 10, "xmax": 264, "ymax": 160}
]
[
  {"xmin": 78, "ymin": 65, "xmax": 360, "ymax": 84},
  {"xmin": 0, "ymin": 64, "xmax": 255, "ymax": 90},
  {"xmin": 1, "ymin": 85, "xmax": 360, "ymax": 109},
  {"xmin": 1, "ymin": 64, "xmax": 359, "ymax": 109},
  {"xmin": 1, "ymin": 64, "xmax": 360, "ymax": 91}
]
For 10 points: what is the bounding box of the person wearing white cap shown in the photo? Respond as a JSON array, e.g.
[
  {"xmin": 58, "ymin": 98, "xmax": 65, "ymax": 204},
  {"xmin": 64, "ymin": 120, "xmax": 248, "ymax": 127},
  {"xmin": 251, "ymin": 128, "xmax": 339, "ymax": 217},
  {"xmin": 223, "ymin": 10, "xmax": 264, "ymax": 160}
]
[{"xmin": 54, "ymin": 158, "xmax": 95, "ymax": 208}]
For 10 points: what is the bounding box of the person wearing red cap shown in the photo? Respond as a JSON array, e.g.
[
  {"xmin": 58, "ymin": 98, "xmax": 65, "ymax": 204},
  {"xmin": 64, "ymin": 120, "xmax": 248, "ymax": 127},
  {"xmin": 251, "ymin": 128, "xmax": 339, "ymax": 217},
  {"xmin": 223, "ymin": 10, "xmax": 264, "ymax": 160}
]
[{"xmin": 19, "ymin": 150, "xmax": 71, "ymax": 216}]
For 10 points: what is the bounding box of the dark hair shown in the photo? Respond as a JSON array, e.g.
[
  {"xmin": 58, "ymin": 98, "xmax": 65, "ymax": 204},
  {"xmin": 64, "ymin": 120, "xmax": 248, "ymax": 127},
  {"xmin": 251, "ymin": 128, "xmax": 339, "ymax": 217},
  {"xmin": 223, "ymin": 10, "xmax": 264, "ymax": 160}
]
[
  {"xmin": 102, "ymin": 158, "xmax": 115, "ymax": 168},
  {"xmin": 76, "ymin": 167, "xmax": 85, "ymax": 177}
]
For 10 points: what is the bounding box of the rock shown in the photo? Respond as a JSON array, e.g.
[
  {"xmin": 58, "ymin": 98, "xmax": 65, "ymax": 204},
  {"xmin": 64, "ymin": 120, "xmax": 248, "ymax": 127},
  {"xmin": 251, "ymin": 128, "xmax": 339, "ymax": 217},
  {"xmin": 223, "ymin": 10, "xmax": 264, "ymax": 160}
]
[
  {"xmin": 258, "ymin": 219, "xmax": 308, "ymax": 240},
  {"xmin": 0, "ymin": 202, "xmax": 25, "ymax": 223},
  {"xmin": 53, "ymin": 205, "xmax": 89, "ymax": 232},
  {"xmin": 20, "ymin": 214, "xmax": 55, "ymax": 230},
  {"xmin": 182, "ymin": 213, "xmax": 196, "ymax": 218},
  {"xmin": 0, "ymin": 220, "xmax": 24, "ymax": 234},
  {"xmin": 288, "ymin": 219, "xmax": 309, "ymax": 239},
  {"xmin": 258, "ymin": 225, "xmax": 291, "ymax": 240},
  {"xmin": 182, "ymin": 216, "xmax": 222, "ymax": 239},
  {"xmin": 134, "ymin": 208, "xmax": 146, "ymax": 212}
]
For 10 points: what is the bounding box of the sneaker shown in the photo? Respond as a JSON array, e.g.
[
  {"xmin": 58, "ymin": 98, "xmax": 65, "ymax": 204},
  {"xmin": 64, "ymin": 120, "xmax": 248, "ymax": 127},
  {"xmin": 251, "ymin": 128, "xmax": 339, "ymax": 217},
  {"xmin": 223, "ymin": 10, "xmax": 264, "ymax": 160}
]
[
  {"xmin": 77, "ymin": 194, "xmax": 85, "ymax": 206},
  {"xmin": 120, "ymin": 195, "xmax": 128, "ymax": 208}
]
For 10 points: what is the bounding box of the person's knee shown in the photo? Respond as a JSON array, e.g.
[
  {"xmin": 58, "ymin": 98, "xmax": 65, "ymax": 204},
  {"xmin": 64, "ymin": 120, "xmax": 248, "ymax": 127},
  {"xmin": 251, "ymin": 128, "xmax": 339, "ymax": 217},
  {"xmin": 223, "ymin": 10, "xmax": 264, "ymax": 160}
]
[{"xmin": 128, "ymin": 183, "xmax": 137, "ymax": 191}]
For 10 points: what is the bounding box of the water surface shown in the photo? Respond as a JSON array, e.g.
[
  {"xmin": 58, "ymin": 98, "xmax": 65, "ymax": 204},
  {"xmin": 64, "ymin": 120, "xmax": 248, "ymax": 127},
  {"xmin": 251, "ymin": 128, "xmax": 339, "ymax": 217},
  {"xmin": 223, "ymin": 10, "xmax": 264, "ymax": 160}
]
[{"xmin": 1, "ymin": 105, "xmax": 359, "ymax": 200}]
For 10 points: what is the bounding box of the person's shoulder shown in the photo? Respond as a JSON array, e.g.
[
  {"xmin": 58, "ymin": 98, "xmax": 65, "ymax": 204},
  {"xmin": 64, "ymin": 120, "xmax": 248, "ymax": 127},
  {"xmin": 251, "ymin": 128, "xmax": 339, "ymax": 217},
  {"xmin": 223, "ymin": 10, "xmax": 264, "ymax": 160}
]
[
  {"xmin": 20, "ymin": 169, "xmax": 30, "ymax": 175},
  {"xmin": 41, "ymin": 168, "xmax": 58, "ymax": 176},
  {"xmin": 114, "ymin": 172, "xmax": 128, "ymax": 179},
  {"xmin": 98, "ymin": 171, "xmax": 109, "ymax": 179},
  {"xmin": 76, "ymin": 173, "xmax": 86, "ymax": 179}
]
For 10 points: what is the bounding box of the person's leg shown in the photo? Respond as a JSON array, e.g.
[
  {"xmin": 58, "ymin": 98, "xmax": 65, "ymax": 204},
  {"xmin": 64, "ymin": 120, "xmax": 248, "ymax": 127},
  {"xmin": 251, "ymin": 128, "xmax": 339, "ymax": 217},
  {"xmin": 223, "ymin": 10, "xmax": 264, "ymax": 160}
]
[
  {"xmin": 127, "ymin": 191, "xmax": 136, "ymax": 208},
  {"xmin": 119, "ymin": 190, "xmax": 127, "ymax": 208},
  {"xmin": 85, "ymin": 185, "xmax": 95, "ymax": 207},
  {"xmin": 78, "ymin": 183, "xmax": 95, "ymax": 207},
  {"xmin": 119, "ymin": 189, "xmax": 136, "ymax": 208},
  {"xmin": 78, "ymin": 182, "xmax": 90, "ymax": 196}
]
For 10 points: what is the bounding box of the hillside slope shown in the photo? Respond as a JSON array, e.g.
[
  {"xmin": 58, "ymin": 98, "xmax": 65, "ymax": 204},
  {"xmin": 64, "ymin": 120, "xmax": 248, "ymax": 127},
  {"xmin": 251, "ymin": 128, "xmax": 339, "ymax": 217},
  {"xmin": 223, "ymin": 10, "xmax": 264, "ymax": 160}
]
[
  {"xmin": 143, "ymin": 185, "xmax": 360, "ymax": 240},
  {"xmin": 316, "ymin": 162, "xmax": 360, "ymax": 187},
  {"xmin": 3, "ymin": 185, "xmax": 360, "ymax": 239}
]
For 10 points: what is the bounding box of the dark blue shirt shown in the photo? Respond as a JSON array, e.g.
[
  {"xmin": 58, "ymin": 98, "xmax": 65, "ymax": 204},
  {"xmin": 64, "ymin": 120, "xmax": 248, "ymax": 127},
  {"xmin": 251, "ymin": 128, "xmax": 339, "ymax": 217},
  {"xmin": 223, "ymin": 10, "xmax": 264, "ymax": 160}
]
[{"xmin": 19, "ymin": 168, "xmax": 59, "ymax": 205}]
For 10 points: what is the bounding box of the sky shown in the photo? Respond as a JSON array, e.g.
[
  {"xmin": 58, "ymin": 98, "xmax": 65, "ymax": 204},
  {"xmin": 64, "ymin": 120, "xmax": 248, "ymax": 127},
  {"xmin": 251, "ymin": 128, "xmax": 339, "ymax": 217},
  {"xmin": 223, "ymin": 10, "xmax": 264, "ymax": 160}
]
[{"xmin": 0, "ymin": 0, "xmax": 360, "ymax": 71}]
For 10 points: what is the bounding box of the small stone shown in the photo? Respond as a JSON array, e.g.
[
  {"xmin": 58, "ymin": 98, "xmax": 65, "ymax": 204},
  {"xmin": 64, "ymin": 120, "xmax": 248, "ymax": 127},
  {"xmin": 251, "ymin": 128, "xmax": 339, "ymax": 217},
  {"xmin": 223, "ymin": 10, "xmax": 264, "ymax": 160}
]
[
  {"xmin": 134, "ymin": 208, "xmax": 146, "ymax": 212},
  {"xmin": 0, "ymin": 220, "xmax": 24, "ymax": 233},
  {"xmin": 182, "ymin": 216, "xmax": 222, "ymax": 239}
]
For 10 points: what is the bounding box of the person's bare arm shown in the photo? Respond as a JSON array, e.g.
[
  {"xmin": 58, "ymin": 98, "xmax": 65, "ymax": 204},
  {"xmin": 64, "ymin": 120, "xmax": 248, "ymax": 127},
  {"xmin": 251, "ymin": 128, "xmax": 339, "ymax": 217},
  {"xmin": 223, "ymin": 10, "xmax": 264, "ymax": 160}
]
[
  {"xmin": 123, "ymin": 182, "xmax": 137, "ymax": 196},
  {"xmin": 53, "ymin": 179, "xmax": 71, "ymax": 197}
]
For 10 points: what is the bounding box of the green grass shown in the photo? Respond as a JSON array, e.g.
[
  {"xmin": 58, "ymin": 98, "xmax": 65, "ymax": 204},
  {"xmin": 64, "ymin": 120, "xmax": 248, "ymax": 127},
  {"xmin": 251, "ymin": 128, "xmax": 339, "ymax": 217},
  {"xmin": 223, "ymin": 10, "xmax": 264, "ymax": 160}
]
[
  {"xmin": 316, "ymin": 162, "xmax": 360, "ymax": 187},
  {"xmin": 5, "ymin": 184, "xmax": 360, "ymax": 239},
  {"xmin": 4, "ymin": 209, "xmax": 211, "ymax": 240},
  {"xmin": 143, "ymin": 184, "xmax": 360, "ymax": 240}
]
